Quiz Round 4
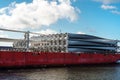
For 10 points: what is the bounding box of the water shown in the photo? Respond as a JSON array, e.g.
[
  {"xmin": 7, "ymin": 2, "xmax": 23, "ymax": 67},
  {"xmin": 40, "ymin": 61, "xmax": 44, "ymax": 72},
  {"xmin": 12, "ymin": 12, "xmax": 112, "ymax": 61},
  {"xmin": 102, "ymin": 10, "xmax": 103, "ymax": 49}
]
[{"xmin": 0, "ymin": 64, "xmax": 120, "ymax": 80}]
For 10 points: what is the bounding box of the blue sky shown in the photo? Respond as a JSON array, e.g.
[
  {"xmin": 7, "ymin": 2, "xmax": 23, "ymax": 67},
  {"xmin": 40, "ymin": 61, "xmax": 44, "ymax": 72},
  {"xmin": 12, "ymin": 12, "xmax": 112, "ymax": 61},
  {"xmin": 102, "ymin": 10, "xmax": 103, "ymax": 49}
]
[{"xmin": 0, "ymin": 0, "xmax": 120, "ymax": 46}]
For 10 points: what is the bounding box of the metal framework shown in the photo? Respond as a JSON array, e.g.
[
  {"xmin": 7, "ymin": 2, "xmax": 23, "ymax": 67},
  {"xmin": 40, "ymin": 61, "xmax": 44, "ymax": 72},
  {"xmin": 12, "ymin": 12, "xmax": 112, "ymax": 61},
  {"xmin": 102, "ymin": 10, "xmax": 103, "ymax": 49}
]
[{"xmin": 0, "ymin": 28, "xmax": 30, "ymax": 50}]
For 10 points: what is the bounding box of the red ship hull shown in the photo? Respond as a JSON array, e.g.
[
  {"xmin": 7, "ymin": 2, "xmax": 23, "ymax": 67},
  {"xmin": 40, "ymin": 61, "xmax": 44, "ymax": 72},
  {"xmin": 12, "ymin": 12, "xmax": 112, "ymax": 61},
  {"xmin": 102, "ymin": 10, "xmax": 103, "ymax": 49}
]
[{"xmin": 0, "ymin": 51, "xmax": 120, "ymax": 67}]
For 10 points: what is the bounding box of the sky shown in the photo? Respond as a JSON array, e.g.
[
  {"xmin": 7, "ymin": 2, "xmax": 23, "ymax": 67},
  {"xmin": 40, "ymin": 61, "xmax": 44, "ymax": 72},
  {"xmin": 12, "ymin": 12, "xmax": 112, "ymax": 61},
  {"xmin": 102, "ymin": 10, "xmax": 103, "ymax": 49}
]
[{"xmin": 0, "ymin": 0, "xmax": 120, "ymax": 46}]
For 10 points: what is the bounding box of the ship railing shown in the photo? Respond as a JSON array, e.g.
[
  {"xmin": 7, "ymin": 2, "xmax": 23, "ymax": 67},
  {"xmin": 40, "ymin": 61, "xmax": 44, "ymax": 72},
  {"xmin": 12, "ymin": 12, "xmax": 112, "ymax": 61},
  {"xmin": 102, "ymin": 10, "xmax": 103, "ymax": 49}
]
[{"xmin": 0, "ymin": 48, "xmax": 27, "ymax": 52}]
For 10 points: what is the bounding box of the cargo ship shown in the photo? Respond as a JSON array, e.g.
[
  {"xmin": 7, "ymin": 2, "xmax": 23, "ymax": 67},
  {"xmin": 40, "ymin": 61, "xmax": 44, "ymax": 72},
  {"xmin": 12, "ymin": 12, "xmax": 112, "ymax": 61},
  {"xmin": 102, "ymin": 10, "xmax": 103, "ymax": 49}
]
[{"xmin": 0, "ymin": 28, "xmax": 120, "ymax": 67}]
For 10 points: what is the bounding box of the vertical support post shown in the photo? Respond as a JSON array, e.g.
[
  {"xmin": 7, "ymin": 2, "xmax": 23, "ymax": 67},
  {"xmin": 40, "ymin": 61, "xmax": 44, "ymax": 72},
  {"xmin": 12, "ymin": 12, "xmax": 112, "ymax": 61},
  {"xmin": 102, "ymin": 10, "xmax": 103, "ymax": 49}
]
[
  {"xmin": 27, "ymin": 31, "xmax": 30, "ymax": 51},
  {"xmin": 24, "ymin": 31, "xmax": 30, "ymax": 51}
]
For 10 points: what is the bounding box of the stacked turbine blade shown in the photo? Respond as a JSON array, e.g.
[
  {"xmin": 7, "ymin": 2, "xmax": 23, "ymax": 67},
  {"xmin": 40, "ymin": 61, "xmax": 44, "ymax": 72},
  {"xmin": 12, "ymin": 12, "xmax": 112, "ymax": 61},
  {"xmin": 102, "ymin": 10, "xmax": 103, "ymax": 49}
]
[
  {"xmin": 67, "ymin": 33, "xmax": 117, "ymax": 53},
  {"xmin": 29, "ymin": 33, "xmax": 118, "ymax": 53}
]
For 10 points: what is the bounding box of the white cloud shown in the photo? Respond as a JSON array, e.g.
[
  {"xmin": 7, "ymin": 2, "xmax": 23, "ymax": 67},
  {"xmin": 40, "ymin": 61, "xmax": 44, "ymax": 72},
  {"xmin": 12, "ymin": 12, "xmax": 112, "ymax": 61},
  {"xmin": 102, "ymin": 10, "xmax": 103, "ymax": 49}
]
[
  {"xmin": 0, "ymin": 42, "xmax": 12, "ymax": 46},
  {"xmin": 30, "ymin": 29, "xmax": 57, "ymax": 37},
  {"xmin": 0, "ymin": 31, "xmax": 8, "ymax": 38},
  {"xmin": 0, "ymin": 31, "xmax": 12, "ymax": 46},
  {"xmin": 101, "ymin": 4, "xmax": 117, "ymax": 10},
  {"xmin": 94, "ymin": 0, "xmax": 120, "ymax": 4},
  {"xmin": 111, "ymin": 10, "xmax": 120, "ymax": 14},
  {"xmin": 77, "ymin": 31, "xmax": 85, "ymax": 34},
  {"xmin": 0, "ymin": 0, "xmax": 79, "ymax": 30},
  {"xmin": 94, "ymin": 0, "xmax": 120, "ymax": 15},
  {"xmin": 36, "ymin": 29, "xmax": 57, "ymax": 34}
]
